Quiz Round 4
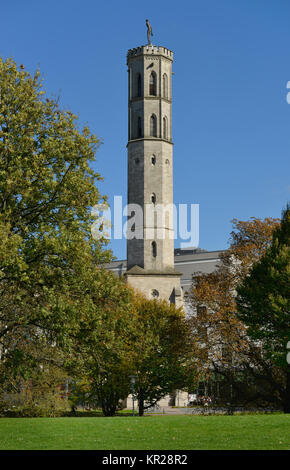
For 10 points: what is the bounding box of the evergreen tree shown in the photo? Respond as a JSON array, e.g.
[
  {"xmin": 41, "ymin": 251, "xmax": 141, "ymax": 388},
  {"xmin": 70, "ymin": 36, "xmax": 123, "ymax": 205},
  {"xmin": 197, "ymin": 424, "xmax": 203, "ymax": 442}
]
[{"xmin": 237, "ymin": 205, "xmax": 290, "ymax": 412}]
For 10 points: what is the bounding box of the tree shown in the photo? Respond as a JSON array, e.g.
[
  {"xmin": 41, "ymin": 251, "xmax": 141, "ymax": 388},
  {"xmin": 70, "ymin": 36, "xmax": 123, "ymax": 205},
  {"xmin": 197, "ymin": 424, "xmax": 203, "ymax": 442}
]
[
  {"xmin": 130, "ymin": 294, "xmax": 197, "ymax": 416},
  {"xmin": 237, "ymin": 206, "xmax": 290, "ymax": 412},
  {"xmin": 66, "ymin": 278, "xmax": 135, "ymax": 417},
  {"xmin": 188, "ymin": 217, "xmax": 282, "ymax": 407},
  {"xmin": 68, "ymin": 290, "xmax": 197, "ymax": 417},
  {"xmin": 0, "ymin": 57, "xmax": 115, "ymax": 395}
]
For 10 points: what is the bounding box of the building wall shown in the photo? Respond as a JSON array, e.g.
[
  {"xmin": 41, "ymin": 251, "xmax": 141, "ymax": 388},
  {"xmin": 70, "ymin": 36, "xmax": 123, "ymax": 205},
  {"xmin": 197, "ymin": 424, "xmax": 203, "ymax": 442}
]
[
  {"xmin": 107, "ymin": 250, "xmax": 225, "ymax": 292},
  {"xmin": 126, "ymin": 273, "xmax": 183, "ymax": 308}
]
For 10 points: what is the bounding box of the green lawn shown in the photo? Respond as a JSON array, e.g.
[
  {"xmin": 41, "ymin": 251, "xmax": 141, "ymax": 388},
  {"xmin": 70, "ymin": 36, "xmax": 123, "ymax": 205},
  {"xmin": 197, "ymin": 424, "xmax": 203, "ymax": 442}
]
[{"xmin": 0, "ymin": 414, "xmax": 289, "ymax": 450}]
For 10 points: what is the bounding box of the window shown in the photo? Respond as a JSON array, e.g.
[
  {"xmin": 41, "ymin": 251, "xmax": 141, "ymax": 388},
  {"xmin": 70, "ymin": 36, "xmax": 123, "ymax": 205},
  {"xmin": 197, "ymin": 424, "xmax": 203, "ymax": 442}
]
[
  {"xmin": 137, "ymin": 117, "xmax": 142, "ymax": 138},
  {"xmin": 151, "ymin": 155, "xmax": 156, "ymax": 165},
  {"xmin": 152, "ymin": 289, "xmax": 159, "ymax": 298},
  {"xmin": 163, "ymin": 116, "xmax": 168, "ymax": 139},
  {"xmin": 150, "ymin": 114, "xmax": 157, "ymax": 137},
  {"xmin": 151, "ymin": 193, "xmax": 156, "ymax": 204},
  {"xmin": 149, "ymin": 71, "xmax": 157, "ymax": 96},
  {"xmin": 137, "ymin": 73, "xmax": 142, "ymax": 97},
  {"xmin": 163, "ymin": 73, "xmax": 168, "ymax": 99},
  {"xmin": 152, "ymin": 241, "xmax": 157, "ymax": 258}
]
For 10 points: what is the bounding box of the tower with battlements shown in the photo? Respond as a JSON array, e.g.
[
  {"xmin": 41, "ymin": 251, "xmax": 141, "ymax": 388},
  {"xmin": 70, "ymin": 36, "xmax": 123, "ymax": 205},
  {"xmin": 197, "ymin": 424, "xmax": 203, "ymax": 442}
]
[{"xmin": 125, "ymin": 43, "xmax": 183, "ymax": 307}]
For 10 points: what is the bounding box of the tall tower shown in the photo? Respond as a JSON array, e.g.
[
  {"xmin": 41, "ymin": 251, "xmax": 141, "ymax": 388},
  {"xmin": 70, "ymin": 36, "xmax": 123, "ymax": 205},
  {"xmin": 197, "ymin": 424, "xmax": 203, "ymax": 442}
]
[{"xmin": 125, "ymin": 41, "xmax": 182, "ymax": 307}]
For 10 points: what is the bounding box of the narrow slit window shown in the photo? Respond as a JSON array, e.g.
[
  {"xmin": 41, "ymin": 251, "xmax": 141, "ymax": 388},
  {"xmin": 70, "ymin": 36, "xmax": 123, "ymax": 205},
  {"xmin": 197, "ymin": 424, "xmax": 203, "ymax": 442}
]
[
  {"xmin": 149, "ymin": 71, "xmax": 157, "ymax": 96},
  {"xmin": 152, "ymin": 241, "xmax": 157, "ymax": 258},
  {"xmin": 163, "ymin": 116, "xmax": 168, "ymax": 139},
  {"xmin": 150, "ymin": 114, "xmax": 157, "ymax": 137},
  {"xmin": 163, "ymin": 73, "xmax": 168, "ymax": 99}
]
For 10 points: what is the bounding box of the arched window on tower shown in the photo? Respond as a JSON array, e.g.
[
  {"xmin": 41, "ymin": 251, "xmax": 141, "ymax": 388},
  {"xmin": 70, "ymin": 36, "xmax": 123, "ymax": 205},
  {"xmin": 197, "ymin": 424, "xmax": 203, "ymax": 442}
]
[
  {"xmin": 137, "ymin": 73, "xmax": 142, "ymax": 97},
  {"xmin": 163, "ymin": 73, "xmax": 168, "ymax": 99},
  {"xmin": 137, "ymin": 116, "xmax": 142, "ymax": 138},
  {"xmin": 149, "ymin": 71, "xmax": 157, "ymax": 96},
  {"xmin": 150, "ymin": 114, "xmax": 157, "ymax": 137},
  {"xmin": 152, "ymin": 241, "xmax": 157, "ymax": 258},
  {"xmin": 163, "ymin": 116, "xmax": 168, "ymax": 139}
]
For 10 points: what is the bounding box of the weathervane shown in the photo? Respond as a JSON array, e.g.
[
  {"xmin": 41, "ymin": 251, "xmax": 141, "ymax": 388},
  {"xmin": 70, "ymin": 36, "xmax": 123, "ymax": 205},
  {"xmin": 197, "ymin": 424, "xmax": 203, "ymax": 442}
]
[{"xmin": 146, "ymin": 19, "xmax": 153, "ymax": 46}]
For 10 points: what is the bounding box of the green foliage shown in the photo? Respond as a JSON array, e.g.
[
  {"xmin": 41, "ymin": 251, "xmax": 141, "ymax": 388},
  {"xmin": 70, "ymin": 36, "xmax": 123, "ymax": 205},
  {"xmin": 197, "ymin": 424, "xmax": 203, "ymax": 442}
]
[
  {"xmin": 2, "ymin": 395, "xmax": 69, "ymax": 418},
  {"xmin": 66, "ymin": 290, "xmax": 197, "ymax": 417},
  {"xmin": 0, "ymin": 361, "xmax": 70, "ymax": 417},
  {"xmin": 65, "ymin": 279, "xmax": 135, "ymax": 416},
  {"xmin": 237, "ymin": 205, "xmax": 290, "ymax": 412},
  {"xmin": 237, "ymin": 206, "xmax": 290, "ymax": 367},
  {"xmin": 0, "ymin": 57, "xmax": 120, "ymax": 403},
  {"xmin": 130, "ymin": 294, "xmax": 197, "ymax": 415}
]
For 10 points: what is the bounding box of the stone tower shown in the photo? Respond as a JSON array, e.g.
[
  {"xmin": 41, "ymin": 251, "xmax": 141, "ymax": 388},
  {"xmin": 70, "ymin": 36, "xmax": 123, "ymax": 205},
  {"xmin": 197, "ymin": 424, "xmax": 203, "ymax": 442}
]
[{"xmin": 125, "ymin": 44, "xmax": 183, "ymax": 307}]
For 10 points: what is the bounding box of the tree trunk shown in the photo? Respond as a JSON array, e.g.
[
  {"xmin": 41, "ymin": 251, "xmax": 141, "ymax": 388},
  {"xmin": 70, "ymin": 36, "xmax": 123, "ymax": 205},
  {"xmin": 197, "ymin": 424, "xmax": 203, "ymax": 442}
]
[
  {"xmin": 283, "ymin": 368, "xmax": 290, "ymax": 414},
  {"xmin": 138, "ymin": 390, "xmax": 144, "ymax": 416},
  {"xmin": 102, "ymin": 400, "xmax": 117, "ymax": 417}
]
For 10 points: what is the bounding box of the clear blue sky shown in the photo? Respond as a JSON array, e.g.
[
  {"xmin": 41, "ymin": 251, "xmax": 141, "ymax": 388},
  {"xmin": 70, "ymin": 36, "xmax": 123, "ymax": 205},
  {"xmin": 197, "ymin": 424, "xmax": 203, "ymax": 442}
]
[{"xmin": 1, "ymin": 0, "xmax": 289, "ymax": 259}]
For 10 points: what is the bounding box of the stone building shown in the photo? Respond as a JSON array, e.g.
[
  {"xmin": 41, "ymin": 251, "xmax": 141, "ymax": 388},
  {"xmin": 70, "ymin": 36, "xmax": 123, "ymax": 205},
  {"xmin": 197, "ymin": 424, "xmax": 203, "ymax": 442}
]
[
  {"xmin": 125, "ymin": 45, "xmax": 183, "ymax": 306},
  {"xmin": 107, "ymin": 40, "xmax": 224, "ymax": 303},
  {"xmin": 108, "ymin": 248, "xmax": 224, "ymax": 296},
  {"xmin": 124, "ymin": 44, "xmax": 184, "ymax": 306}
]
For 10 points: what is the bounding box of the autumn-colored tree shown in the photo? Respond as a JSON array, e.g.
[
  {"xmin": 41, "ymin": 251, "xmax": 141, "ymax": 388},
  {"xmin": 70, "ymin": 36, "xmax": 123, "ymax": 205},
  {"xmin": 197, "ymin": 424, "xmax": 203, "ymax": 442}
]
[
  {"xmin": 237, "ymin": 206, "xmax": 290, "ymax": 412},
  {"xmin": 188, "ymin": 217, "xmax": 282, "ymax": 407}
]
